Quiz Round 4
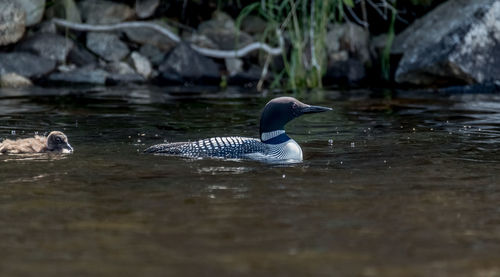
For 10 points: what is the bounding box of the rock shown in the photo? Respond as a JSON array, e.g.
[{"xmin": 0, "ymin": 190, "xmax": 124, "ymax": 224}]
[
  {"xmin": 186, "ymin": 33, "xmax": 218, "ymax": 49},
  {"xmin": 227, "ymin": 65, "xmax": 263, "ymax": 87},
  {"xmin": 0, "ymin": 0, "xmax": 26, "ymax": 46},
  {"xmin": 198, "ymin": 11, "xmax": 253, "ymax": 50},
  {"xmin": 240, "ymin": 15, "xmax": 267, "ymax": 36},
  {"xmin": 0, "ymin": 73, "xmax": 33, "ymax": 88},
  {"xmin": 78, "ymin": 0, "xmax": 134, "ymax": 24},
  {"xmin": 47, "ymin": 65, "xmax": 108, "ymax": 85},
  {"xmin": 158, "ymin": 42, "xmax": 220, "ymax": 84},
  {"xmin": 67, "ymin": 44, "xmax": 97, "ymax": 66},
  {"xmin": 225, "ymin": 58, "xmax": 243, "ymax": 76},
  {"xmin": 138, "ymin": 44, "xmax": 165, "ymax": 66},
  {"xmin": 86, "ymin": 32, "xmax": 130, "ymax": 62},
  {"xmin": 37, "ymin": 21, "xmax": 57, "ymax": 33},
  {"xmin": 135, "ymin": 0, "xmax": 159, "ymax": 19},
  {"xmin": 326, "ymin": 23, "xmax": 371, "ymax": 65},
  {"xmin": 17, "ymin": 33, "xmax": 74, "ymax": 63},
  {"xmin": 105, "ymin": 61, "xmax": 136, "ymax": 75},
  {"xmin": 45, "ymin": 0, "xmax": 82, "ymax": 23},
  {"xmin": 393, "ymin": 0, "xmax": 500, "ymax": 85},
  {"xmin": 106, "ymin": 73, "xmax": 145, "ymax": 85},
  {"xmin": 0, "ymin": 52, "xmax": 56, "ymax": 78},
  {"xmin": 324, "ymin": 58, "xmax": 366, "ymax": 85},
  {"xmin": 17, "ymin": 0, "xmax": 45, "ymax": 26},
  {"xmin": 131, "ymin": 52, "xmax": 152, "ymax": 79},
  {"xmin": 123, "ymin": 20, "xmax": 177, "ymax": 52}
]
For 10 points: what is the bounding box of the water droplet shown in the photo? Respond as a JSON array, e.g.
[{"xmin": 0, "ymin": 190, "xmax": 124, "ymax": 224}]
[
  {"xmin": 34, "ymin": 131, "xmax": 38, "ymax": 135},
  {"xmin": 128, "ymin": 136, "xmax": 132, "ymax": 139},
  {"xmin": 412, "ymin": 128, "xmax": 416, "ymax": 131},
  {"xmin": 11, "ymin": 130, "xmax": 16, "ymax": 135},
  {"xmin": 137, "ymin": 139, "xmax": 142, "ymax": 143},
  {"xmin": 340, "ymin": 161, "xmax": 343, "ymax": 165},
  {"xmin": 384, "ymin": 160, "xmax": 387, "ymax": 163},
  {"xmin": 328, "ymin": 139, "xmax": 334, "ymax": 145},
  {"xmin": 350, "ymin": 142, "xmax": 355, "ymax": 148},
  {"xmin": 282, "ymin": 174, "xmax": 286, "ymax": 179}
]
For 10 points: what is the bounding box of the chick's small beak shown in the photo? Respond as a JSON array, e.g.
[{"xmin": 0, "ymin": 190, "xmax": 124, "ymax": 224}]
[
  {"xmin": 63, "ymin": 143, "xmax": 74, "ymax": 153},
  {"xmin": 300, "ymin": 105, "xmax": 333, "ymax": 114}
]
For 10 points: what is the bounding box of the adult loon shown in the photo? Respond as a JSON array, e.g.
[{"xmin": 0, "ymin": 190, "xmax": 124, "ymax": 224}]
[
  {"xmin": 144, "ymin": 97, "xmax": 331, "ymax": 162},
  {"xmin": 0, "ymin": 131, "xmax": 73, "ymax": 154}
]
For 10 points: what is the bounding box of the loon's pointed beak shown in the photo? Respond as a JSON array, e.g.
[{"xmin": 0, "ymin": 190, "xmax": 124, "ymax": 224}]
[{"xmin": 300, "ymin": 105, "xmax": 332, "ymax": 114}]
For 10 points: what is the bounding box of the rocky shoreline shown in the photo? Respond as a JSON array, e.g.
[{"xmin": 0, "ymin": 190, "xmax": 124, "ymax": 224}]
[{"xmin": 0, "ymin": 0, "xmax": 499, "ymax": 90}]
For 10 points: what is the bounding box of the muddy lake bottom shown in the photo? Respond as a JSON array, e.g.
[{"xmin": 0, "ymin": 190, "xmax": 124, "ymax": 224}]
[{"xmin": 1, "ymin": 86, "xmax": 500, "ymax": 276}]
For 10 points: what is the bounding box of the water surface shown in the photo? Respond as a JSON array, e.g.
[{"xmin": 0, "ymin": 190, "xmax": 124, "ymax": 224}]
[{"xmin": 1, "ymin": 86, "xmax": 500, "ymax": 276}]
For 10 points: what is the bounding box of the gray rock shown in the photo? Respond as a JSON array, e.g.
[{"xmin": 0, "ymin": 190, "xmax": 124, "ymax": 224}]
[
  {"xmin": 135, "ymin": 0, "xmax": 159, "ymax": 19},
  {"xmin": 67, "ymin": 44, "xmax": 97, "ymax": 66},
  {"xmin": 0, "ymin": 0, "xmax": 26, "ymax": 46},
  {"xmin": 37, "ymin": 21, "xmax": 57, "ymax": 33},
  {"xmin": 47, "ymin": 66, "xmax": 108, "ymax": 84},
  {"xmin": 17, "ymin": 33, "xmax": 74, "ymax": 63},
  {"xmin": 198, "ymin": 11, "xmax": 253, "ymax": 50},
  {"xmin": 225, "ymin": 58, "xmax": 243, "ymax": 76},
  {"xmin": 394, "ymin": 0, "xmax": 500, "ymax": 85},
  {"xmin": 186, "ymin": 33, "xmax": 218, "ymax": 49},
  {"xmin": 158, "ymin": 42, "xmax": 220, "ymax": 84},
  {"xmin": 17, "ymin": 0, "xmax": 45, "ymax": 26},
  {"xmin": 78, "ymin": 0, "xmax": 134, "ymax": 24},
  {"xmin": 123, "ymin": 20, "xmax": 177, "ymax": 52},
  {"xmin": 131, "ymin": 52, "xmax": 152, "ymax": 79},
  {"xmin": 86, "ymin": 32, "xmax": 130, "ymax": 62},
  {"xmin": 0, "ymin": 73, "xmax": 33, "ymax": 88},
  {"xmin": 105, "ymin": 61, "xmax": 136, "ymax": 75},
  {"xmin": 45, "ymin": 0, "xmax": 82, "ymax": 23},
  {"xmin": 138, "ymin": 44, "xmax": 165, "ymax": 66},
  {"xmin": 240, "ymin": 15, "xmax": 267, "ymax": 36},
  {"xmin": 326, "ymin": 23, "xmax": 371, "ymax": 65},
  {"xmin": 324, "ymin": 58, "xmax": 366, "ymax": 84},
  {"xmin": 0, "ymin": 52, "xmax": 56, "ymax": 78}
]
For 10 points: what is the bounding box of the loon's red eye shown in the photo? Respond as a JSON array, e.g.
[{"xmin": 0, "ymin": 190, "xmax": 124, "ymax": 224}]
[{"xmin": 292, "ymin": 103, "xmax": 298, "ymax": 110}]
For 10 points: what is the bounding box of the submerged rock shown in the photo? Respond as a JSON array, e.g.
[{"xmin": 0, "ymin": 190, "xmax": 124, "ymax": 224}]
[
  {"xmin": 393, "ymin": 0, "xmax": 500, "ymax": 85},
  {"xmin": 47, "ymin": 65, "xmax": 108, "ymax": 85},
  {"xmin": 86, "ymin": 32, "xmax": 130, "ymax": 62},
  {"xmin": 17, "ymin": 33, "xmax": 74, "ymax": 63},
  {"xmin": 17, "ymin": 0, "xmax": 45, "ymax": 26},
  {"xmin": 67, "ymin": 44, "xmax": 97, "ymax": 66},
  {"xmin": 158, "ymin": 42, "xmax": 220, "ymax": 84},
  {"xmin": 78, "ymin": 0, "xmax": 134, "ymax": 24},
  {"xmin": 0, "ymin": 0, "xmax": 26, "ymax": 46},
  {"xmin": 0, "ymin": 73, "xmax": 33, "ymax": 88},
  {"xmin": 0, "ymin": 52, "xmax": 56, "ymax": 78}
]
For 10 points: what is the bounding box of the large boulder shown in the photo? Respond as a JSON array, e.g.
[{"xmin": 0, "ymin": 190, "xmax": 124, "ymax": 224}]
[
  {"xmin": 86, "ymin": 32, "xmax": 130, "ymax": 62},
  {"xmin": 17, "ymin": 0, "xmax": 45, "ymax": 26},
  {"xmin": 78, "ymin": 0, "xmax": 134, "ymax": 24},
  {"xmin": 0, "ymin": 0, "xmax": 26, "ymax": 46},
  {"xmin": 158, "ymin": 42, "xmax": 220, "ymax": 84},
  {"xmin": 393, "ymin": 0, "xmax": 500, "ymax": 85},
  {"xmin": 0, "ymin": 52, "xmax": 56, "ymax": 78},
  {"xmin": 17, "ymin": 33, "xmax": 74, "ymax": 63}
]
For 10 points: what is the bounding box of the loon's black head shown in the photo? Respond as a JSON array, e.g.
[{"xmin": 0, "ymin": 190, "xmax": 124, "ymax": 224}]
[{"xmin": 259, "ymin": 97, "xmax": 332, "ymax": 136}]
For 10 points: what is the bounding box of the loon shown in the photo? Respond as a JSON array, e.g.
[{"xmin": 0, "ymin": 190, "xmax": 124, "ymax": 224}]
[
  {"xmin": 144, "ymin": 97, "xmax": 331, "ymax": 162},
  {"xmin": 0, "ymin": 131, "xmax": 73, "ymax": 154}
]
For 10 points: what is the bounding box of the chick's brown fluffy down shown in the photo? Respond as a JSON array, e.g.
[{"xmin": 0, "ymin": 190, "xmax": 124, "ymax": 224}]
[{"xmin": 0, "ymin": 135, "xmax": 48, "ymax": 154}]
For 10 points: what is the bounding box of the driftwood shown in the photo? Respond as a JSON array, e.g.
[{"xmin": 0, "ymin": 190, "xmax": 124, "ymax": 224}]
[{"xmin": 52, "ymin": 18, "xmax": 284, "ymax": 59}]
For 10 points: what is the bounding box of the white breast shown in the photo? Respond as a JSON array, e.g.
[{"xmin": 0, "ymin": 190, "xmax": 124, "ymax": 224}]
[{"xmin": 280, "ymin": 139, "xmax": 303, "ymax": 161}]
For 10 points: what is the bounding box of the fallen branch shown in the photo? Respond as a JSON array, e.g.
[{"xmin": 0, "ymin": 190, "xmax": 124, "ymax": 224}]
[{"xmin": 52, "ymin": 18, "xmax": 283, "ymax": 59}]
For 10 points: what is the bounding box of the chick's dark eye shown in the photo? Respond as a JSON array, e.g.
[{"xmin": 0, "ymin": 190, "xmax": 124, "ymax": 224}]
[{"xmin": 56, "ymin": 137, "xmax": 63, "ymax": 143}]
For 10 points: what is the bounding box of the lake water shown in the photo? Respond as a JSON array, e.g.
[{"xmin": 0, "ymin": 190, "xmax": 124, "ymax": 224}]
[{"xmin": 1, "ymin": 86, "xmax": 500, "ymax": 276}]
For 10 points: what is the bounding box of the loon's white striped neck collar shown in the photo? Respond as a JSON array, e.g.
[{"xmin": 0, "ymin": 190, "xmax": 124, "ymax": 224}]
[{"xmin": 261, "ymin": 130, "xmax": 290, "ymax": 144}]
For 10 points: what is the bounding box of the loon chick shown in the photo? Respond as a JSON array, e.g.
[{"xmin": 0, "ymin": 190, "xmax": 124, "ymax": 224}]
[
  {"xmin": 144, "ymin": 97, "xmax": 331, "ymax": 162},
  {"xmin": 0, "ymin": 131, "xmax": 73, "ymax": 154}
]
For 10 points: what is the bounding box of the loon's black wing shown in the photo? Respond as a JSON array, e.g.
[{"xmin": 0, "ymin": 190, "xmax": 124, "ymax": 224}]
[{"xmin": 144, "ymin": 136, "xmax": 268, "ymax": 159}]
